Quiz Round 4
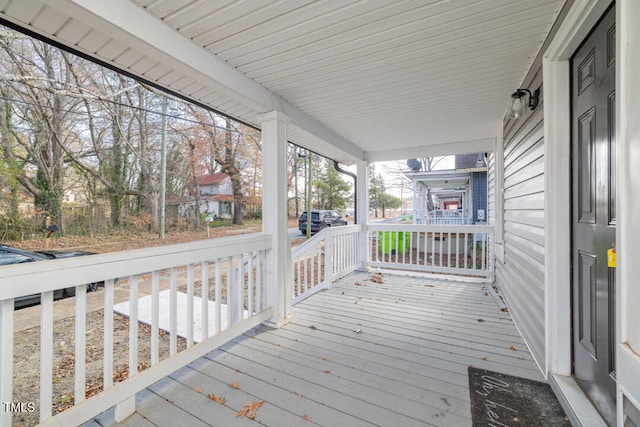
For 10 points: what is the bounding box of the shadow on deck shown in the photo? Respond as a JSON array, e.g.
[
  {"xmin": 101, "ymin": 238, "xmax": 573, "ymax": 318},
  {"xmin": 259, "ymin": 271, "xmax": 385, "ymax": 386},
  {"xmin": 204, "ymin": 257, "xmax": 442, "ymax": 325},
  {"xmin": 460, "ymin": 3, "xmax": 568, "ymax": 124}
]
[{"xmin": 87, "ymin": 271, "xmax": 542, "ymax": 427}]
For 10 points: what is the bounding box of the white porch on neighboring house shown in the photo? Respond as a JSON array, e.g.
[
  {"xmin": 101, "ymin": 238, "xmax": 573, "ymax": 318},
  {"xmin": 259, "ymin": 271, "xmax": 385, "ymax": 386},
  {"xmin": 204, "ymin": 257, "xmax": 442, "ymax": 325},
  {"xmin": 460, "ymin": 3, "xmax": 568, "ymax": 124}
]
[{"xmin": 1, "ymin": 1, "xmax": 640, "ymax": 426}]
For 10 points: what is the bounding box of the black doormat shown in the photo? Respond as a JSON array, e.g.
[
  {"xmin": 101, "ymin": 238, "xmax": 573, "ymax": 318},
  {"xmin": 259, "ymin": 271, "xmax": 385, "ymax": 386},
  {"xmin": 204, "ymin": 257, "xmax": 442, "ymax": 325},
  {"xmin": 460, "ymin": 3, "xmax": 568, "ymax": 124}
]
[{"xmin": 468, "ymin": 367, "xmax": 571, "ymax": 426}]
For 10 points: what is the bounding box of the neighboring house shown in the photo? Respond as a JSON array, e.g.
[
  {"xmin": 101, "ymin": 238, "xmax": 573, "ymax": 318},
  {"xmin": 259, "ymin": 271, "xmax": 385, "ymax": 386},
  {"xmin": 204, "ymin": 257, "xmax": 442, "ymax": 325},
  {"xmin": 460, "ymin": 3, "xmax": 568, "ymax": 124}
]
[
  {"xmin": 178, "ymin": 173, "xmax": 233, "ymax": 220},
  {"xmin": 407, "ymin": 154, "xmax": 487, "ymax": 225}
]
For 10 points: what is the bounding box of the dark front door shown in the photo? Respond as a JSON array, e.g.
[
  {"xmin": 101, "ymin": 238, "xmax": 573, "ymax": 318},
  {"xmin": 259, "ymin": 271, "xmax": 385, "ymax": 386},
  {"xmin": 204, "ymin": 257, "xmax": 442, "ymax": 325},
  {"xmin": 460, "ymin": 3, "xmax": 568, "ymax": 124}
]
[{"xmin": 571, "ymin": 5, "xmax": 616, "ymax": 425}]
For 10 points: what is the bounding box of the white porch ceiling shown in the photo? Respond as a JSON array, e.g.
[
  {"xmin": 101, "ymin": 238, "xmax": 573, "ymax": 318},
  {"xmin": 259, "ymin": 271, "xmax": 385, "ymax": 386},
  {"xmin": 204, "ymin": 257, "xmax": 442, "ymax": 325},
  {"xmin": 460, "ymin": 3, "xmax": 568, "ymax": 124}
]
[{"xmin": 0, "ymin": 0, "xmax": 564, "ymax": 164}]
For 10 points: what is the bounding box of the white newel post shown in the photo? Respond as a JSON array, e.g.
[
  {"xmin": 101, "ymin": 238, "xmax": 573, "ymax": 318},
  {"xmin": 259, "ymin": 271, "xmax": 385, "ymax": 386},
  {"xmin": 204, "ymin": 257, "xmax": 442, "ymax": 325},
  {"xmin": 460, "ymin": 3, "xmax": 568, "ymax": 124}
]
[
  {"xmin": 259, "ymin": 111, "xmax": 292, "ymax": 327},
  {"xmin": 356, "ymin": 161, "xmax": 369, "ymax": 268}
]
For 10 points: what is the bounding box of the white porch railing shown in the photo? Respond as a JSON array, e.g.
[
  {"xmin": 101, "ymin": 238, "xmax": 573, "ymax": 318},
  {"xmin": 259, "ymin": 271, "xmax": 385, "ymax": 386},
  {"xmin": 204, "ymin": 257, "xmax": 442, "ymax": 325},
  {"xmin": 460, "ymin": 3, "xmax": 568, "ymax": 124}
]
[
  {"xmin": 367, "ymin": 224, "xmax": 493, "ymax": 279},
  {"xmin": 291, "ymin": 224, "xmax": 362, "ymax": 304},
  {"xmin": 0, "ymin": 234, "xmax": 272, "ymax": 427},
  {"xmin": 421, "ymin": 209, "xmax": 472, "ymax": 225}
]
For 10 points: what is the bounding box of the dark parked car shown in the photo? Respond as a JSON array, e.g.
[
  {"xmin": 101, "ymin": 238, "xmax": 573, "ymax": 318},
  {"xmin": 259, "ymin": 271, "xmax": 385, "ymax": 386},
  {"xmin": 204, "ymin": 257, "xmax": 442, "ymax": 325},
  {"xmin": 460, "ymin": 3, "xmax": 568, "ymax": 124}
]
[
  {"xmin": 298, "ymin": 210, "xmax": 347, "ymax": 235},
  {"xmin": 0, "ymin": 244, "xmax": 100, "ymax": 309}
]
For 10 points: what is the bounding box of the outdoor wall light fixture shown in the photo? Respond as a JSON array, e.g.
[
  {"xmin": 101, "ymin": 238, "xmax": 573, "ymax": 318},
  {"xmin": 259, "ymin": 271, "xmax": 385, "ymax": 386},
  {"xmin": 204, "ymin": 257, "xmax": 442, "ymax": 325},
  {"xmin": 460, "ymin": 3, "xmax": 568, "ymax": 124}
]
[{"xmin": 507, "ymin": 88, "xmax": 540, "ymax": 119}]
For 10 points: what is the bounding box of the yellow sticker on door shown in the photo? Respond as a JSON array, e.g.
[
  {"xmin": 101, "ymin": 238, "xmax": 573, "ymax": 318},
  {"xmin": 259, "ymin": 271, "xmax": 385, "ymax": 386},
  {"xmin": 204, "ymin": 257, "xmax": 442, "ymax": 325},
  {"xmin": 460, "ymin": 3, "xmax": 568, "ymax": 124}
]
[{"xmin": 607, "ymin": 248, "xmax": 617, "ymax": 268}]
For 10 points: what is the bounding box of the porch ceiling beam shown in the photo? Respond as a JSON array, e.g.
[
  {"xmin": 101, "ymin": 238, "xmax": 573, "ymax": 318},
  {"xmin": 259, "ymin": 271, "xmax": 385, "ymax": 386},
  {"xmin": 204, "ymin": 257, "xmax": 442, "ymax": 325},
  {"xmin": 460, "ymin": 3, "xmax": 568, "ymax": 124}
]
[
  {"xmin": 366, "ymin": 137, "xmax": 495, "ymax": 162},
  {"xmin": 45, "ymin": 0, "xmax": 365, "ymax": 163}
]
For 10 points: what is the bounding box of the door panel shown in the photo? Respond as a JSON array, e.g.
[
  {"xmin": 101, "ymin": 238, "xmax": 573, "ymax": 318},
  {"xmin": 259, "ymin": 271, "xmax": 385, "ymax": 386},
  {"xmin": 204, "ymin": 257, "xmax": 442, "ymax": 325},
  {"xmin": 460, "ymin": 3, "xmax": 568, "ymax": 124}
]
[
  {"xmin": 577, "ymin": 251, "xmax": 597, "ymax": 358},
  {"xmin": 571, "ymin": 5, "xmax": 616, "ymax": 425},
  {"xmin": 577, "ymin": 108, "xmax": 596, "ymax": 223}
]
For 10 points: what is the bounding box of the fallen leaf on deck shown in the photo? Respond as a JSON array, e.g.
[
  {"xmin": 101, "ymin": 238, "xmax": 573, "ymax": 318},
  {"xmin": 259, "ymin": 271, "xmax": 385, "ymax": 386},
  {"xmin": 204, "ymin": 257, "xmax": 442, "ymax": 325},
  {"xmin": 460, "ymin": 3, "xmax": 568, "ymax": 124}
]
[
  {"xmin": 353, "ymin": 328, "xmax": 362, "ymax": 334},
  {"xmin": 229, "ymin": 380, "xmax": 240, "ymax": 389},
  {"xmin": 293, "ymin": 391, "xmax": 303, "ymax": 397},
  {"xmin": 509, "ymin": 346, "xmax": 517, "ymax": 351},
  {"xmin": 302, "ymin": 414, "xmax": 310, "ymax": 421},
  {"xmin": 237, "ymin": 401, "xmax": 265, "ymax": 419},
  {"xmin": 272, "ymin": 343, "xmax": 281, "ymax": 346},
  {"xmin": 194, "ymin": 387, "xmax": 202, "ymax": 393},
  {"xmin": 323, "ymin": 370, "xmax": 331, "ymax": 374},
  {"xmin": 501, "ymin": 307, "xmax": 509, "ymax": 313},
  {"xmin": 477, "ymin": 318, "xmax": 485, "ymax": 322},
  {"xmin": 370, "ymin": 275, "xmax": 384, "ymax": 284},
  {"xmin": 207, "ymin": 393, "xmax": 227, "ymax": 404},
  {"xmin": 483, "ymin": 293, "xmax": 489, "ymax": 296},
  {"xmin": 480, "ymin": 357, "xmax": 487, "ymax": 361},
  {"xmin": 309, "ymin": 325, "xmax": 318, "ymax": 330},
  {"xmin": 425, "ymin": 284, "xmax": 435, "ymax": 288},
  {"xmin": 321, "ymin": 357, "xmax": 328, "ymax": 361}
]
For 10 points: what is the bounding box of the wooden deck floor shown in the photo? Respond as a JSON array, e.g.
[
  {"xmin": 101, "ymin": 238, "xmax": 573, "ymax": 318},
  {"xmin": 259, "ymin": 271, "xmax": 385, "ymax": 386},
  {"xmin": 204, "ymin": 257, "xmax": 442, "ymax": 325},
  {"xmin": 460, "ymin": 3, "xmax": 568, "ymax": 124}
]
[{"xmin": 90, "ymin": 271, "xmax": 544, "ymax": 427}]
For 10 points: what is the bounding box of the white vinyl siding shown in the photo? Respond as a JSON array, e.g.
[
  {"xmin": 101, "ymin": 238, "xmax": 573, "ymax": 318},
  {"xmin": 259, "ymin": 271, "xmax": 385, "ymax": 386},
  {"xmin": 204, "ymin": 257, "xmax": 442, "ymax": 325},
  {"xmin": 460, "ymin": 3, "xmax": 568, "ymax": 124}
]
[{"xmin": 496, "ymin": 70, "xmax": 546, "ymax": 372}]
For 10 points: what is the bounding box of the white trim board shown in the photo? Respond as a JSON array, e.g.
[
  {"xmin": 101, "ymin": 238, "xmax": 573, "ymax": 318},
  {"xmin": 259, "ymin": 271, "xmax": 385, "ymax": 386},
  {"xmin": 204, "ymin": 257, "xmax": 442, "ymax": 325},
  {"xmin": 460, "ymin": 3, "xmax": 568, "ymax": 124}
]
[
  {"xmin": 543, "ymin": 0, "xmax": 613, "ymax": 378},
  {"xmin": 114, "ymin": 290, "xmax": 248, "ymax": 343}
]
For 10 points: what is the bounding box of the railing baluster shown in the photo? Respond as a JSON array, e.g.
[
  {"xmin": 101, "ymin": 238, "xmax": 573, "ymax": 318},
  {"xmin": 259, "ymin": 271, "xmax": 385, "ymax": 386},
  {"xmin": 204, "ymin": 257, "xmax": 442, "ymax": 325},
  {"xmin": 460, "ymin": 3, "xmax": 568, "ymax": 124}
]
[
  {"xmin": 248, "ymin": 253, "xmax": 254, "ymax": 316},
  {"xmin": 238, "ymin": 254, "xmax": 245, "ymax": 321},
  {"xmin": 226, "ymin": 257, "xmax": 233, "ymax": 327},
  {"xmin": 258, "ymin": 250, "xmax": 265, "ymax": 311},
  {"xmin": 319, "ymin": 242, "xmax": 323, "ymax": 284},
  {"xmin": 303, "ymin": 251, "xmax": 308, "ymax": 292},
  {"xmin": 151, "ymin": 271, "xmax": 160, "ymax": 365},
  {"xmin": 439, "ymin": 232, "xmax": 443, "ymax": 267},
  {"xmin": 325, "ymin": 235, "xmax": 332, "ymax": 285},
  {"xmin": 0, "ymin": 299, "xmax": 14, "ymax": 427},
  {"xmin": 298, "ymin": 255, "xmax": 302, "ymax": 296},
  {"xmin": 447, "ymin": 232, "xmax": 452, "ymax": 267},
  {"xmin": 201, "ymin": 261, "xmax": 209, "ymax": 341},
  {"xmin": 335, "ymin": 235, "xmax": 340, "ymax": 274},
  {"xmin": 186, "ymin": 264, "xmax": 194, "ymax": 346},
  {"xmin": 291, "ymin": 256, "xmax": 296, "ymax": 300},
  {"xmin": 75, "ymin": 284, "xmax": 87, "ymax": 404},
  {"xmin": 214, "ymin": 261, "xmax": 221, "ymax": 334},
  {"xmin": 311, "ymin": 244, "xmax": 316, "ymax": 287},
  {"xmin": 40, "ymin": 291, "xmax": 53, "ymax": 421},
  {"xmin": 129, "ymin": 275, "xmax": 139, "ymax": 378},
  {"xmin": 334, "ymin": 236, "xmax": 339, "ymax": 274},
  {"xmin": 104, "ymin": 279, "xmax": 114, "ymax": 390},
  {"xmin": 169, "ymin": 268, "xmax": 177, "ymax": 356}
]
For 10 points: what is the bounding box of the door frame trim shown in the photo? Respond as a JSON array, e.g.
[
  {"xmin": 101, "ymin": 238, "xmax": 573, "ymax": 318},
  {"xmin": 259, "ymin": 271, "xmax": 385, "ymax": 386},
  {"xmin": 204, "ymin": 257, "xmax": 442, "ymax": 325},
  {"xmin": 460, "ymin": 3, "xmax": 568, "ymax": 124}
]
[
  {"xmin": 542, "ymin": 0, "xmax": 613, "ymax": 424},
  {"xmin": 543, "ymin": 0, "xmax": 613, "ymax": 379}
]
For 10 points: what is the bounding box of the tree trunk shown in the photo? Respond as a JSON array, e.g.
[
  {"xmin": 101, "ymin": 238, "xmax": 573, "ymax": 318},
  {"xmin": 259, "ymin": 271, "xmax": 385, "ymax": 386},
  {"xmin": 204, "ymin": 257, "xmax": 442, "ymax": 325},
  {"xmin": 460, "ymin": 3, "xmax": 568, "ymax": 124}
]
[{"xmin": 188, "ymin": 141, "xmax": 201, "ymax": 228}]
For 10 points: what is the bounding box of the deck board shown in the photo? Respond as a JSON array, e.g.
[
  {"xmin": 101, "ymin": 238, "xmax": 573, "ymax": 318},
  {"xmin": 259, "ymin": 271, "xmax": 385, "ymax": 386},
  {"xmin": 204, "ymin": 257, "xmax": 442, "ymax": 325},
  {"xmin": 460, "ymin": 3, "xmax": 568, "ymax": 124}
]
[{"xmin": 115, "ymin": 271, "xmax": 544, "ymax": 426}]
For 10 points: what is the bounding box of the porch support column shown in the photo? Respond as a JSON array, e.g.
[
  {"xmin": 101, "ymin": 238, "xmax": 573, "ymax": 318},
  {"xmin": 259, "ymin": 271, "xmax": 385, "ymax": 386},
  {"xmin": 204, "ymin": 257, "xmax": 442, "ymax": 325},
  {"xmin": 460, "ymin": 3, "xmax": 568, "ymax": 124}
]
[
  {"xmin": 414, "ymin": 183, "xmax": 421, "ymax": 224},
  {"xmin": 356, "ymin": 161, "xmax": 369, "ymax": 268},
  {"xmin": 259, "ymin": 110, "xmax": 292, "ymax": 327}
]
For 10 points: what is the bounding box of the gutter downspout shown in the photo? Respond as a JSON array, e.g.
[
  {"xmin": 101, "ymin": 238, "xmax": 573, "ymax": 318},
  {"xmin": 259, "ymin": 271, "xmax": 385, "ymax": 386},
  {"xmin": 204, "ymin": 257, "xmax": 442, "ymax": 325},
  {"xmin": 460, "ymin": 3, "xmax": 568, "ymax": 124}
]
[{"xmin": 333, "ymin": 161, "xmax": 357, "ymax": 223}]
